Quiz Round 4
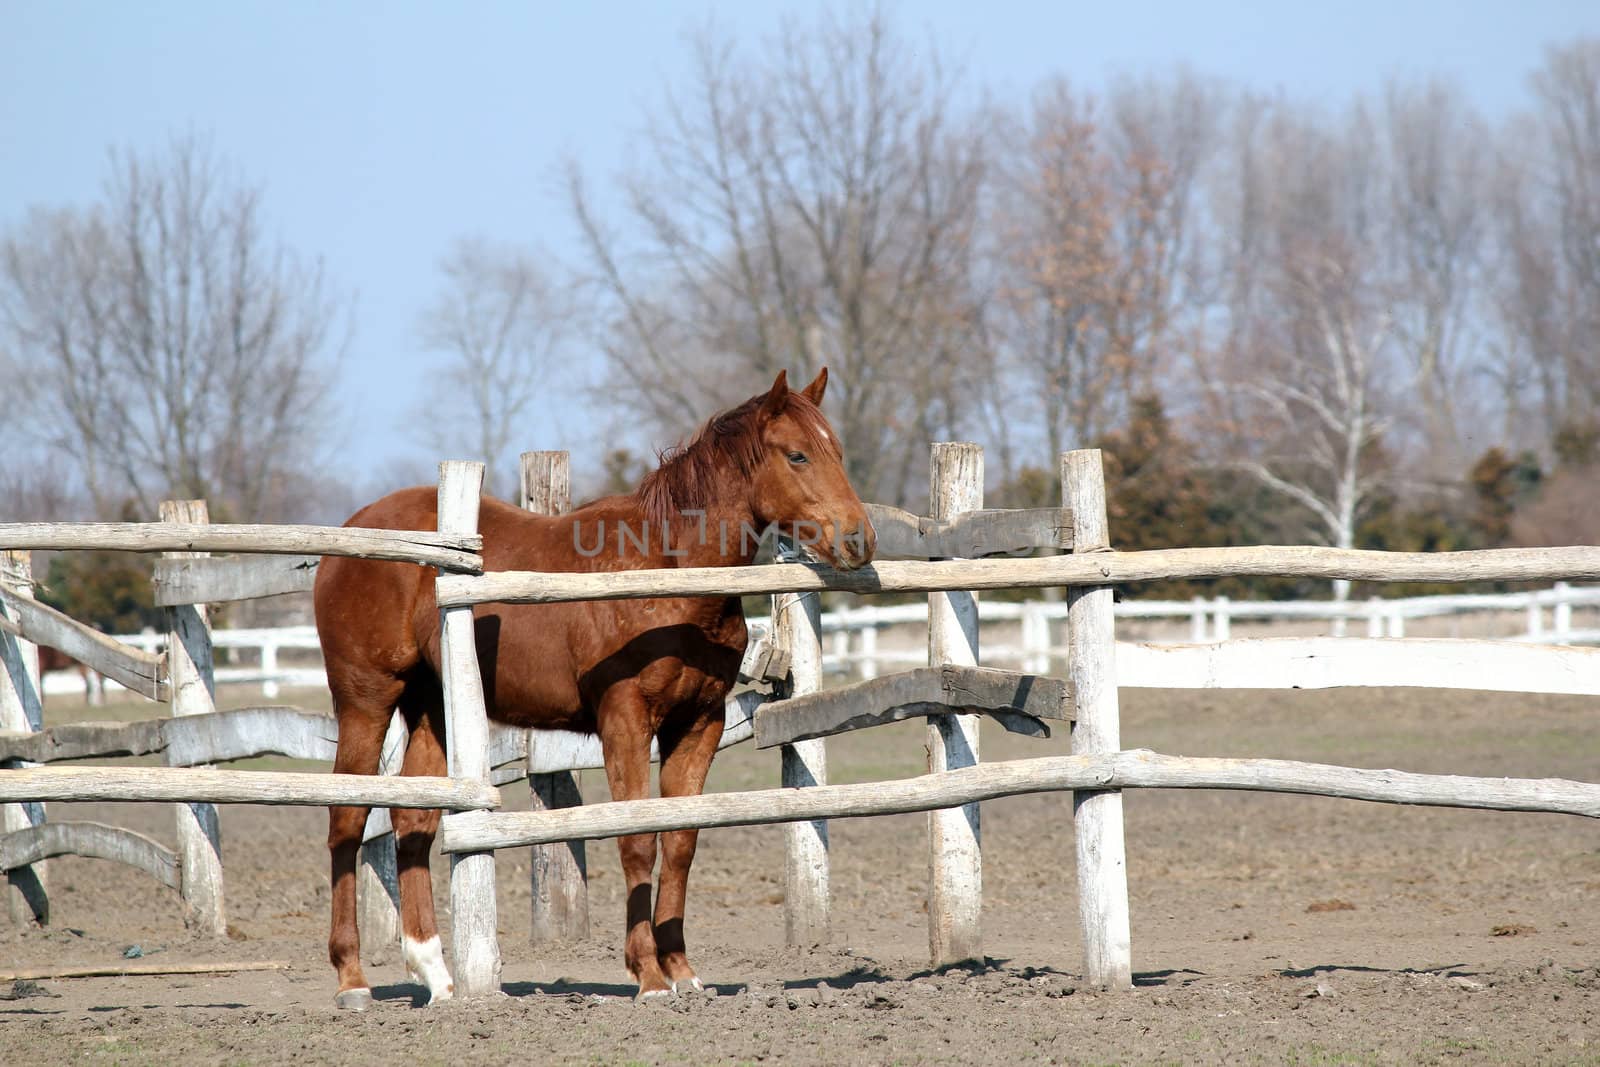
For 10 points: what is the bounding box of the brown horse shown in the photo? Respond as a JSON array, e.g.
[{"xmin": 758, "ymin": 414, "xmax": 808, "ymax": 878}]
[
  {"xmin": 315, "ymin": 369, "xmax": 874, "ymax": 1009},
  {"xmin": 37, "ymin": 645, "xmax": 104, "ymax": 706}
]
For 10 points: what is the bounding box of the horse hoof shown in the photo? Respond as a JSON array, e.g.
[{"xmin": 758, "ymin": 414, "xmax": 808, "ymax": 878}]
[
  {"xmin": 334, "ymin": 987, "xmax": 373, "ymax": 1012},
  {"xmin": 635, "ymin": 988, "xmax": 675, "ymax": 1004},
  {"xmin": 426, "ymin": 985, "xmax": 455, "ymax": 1006},
  {"xmin": 672, "ymin": 977, "xmax": 708, "ymax": 996}
]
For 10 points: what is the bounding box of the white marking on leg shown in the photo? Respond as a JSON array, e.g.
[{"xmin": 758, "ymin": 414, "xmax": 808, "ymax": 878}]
[{"xmin": 403, "ymin": 935, "xmax": 455, "ymax": 1003}]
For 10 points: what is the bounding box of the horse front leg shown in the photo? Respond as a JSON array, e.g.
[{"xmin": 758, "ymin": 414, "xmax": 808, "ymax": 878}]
[
  {"xmin": 596, "ymin": 684, "xmax": 672, "ymax": 999},
  {"xmin": 654, "ymin": 710, "xmax": 725, "ymax": 994}
]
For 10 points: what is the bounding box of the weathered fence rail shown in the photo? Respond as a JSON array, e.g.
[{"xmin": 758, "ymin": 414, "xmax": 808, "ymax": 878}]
[
  {"xmin": 0, "ymin": 821, "xmax": 180, "ymax": 890},
  {"xmin": 0, "ymin": 522, "xmax": 483, "ymax": 571},
  {"xmin": 0, "ymin": 765, "xmax": 497, "ymax": 808},
  {"xmin": 0, "ymin": 588, "xmax": 165, "ymax": 700},
  {"xmin": 438, "ymin": 749, "xmax": 1600, "ymax": 850},
  {"xmin": 0, "ymin": 703, "xmax": 763, "ymax": 778},
  {"xmin": 436, "ymin": 544, "xmax": 1600, "ymax": 607}
]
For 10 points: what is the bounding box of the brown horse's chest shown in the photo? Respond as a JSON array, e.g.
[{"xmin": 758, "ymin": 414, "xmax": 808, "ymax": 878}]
[
  {"xmin": 633, "ymin": 660, "xmax": 729, "ymax": 722},
  {"xmin": 590, "ymin": 597, "xmax": 747, "ymax": 709}
]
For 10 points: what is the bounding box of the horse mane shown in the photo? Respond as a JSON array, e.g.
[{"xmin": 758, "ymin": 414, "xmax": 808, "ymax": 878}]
[{"xmin": 636, "ymin": 391, "xmax": 840, "ymax": 526}]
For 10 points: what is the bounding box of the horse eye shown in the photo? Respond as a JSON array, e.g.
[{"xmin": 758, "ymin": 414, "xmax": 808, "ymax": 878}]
[{"xmin": 787, "ymin": 451, "xmax": 808, "ymax": 465}]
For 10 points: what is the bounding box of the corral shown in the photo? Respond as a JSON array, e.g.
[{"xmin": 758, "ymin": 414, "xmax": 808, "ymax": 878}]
[{"xmin": 2, "ymin": 446, "xmax": 1599, "ymax": 1065}]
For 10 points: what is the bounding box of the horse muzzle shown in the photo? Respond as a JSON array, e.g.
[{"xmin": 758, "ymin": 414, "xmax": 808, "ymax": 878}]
[{"xmin": 830, "ymin": 517, "xmax": 876, "ymax": 571}]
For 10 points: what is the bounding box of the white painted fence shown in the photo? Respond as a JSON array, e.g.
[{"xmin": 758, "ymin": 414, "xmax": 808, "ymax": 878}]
[
  {"xmin": 52, "ymin": 582, "xmax": 1597, "ymax": 701},
  {"xmin": 42, "ymin": 626, "xmax": 324, "ymax": 699},
  {"xmin": 823, "ymin": 582, "xmax": 1600, "ymax": 677}
]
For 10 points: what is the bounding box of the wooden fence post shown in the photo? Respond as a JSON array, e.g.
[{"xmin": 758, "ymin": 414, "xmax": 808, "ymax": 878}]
[
  {"xmin": 1, "ymin": 550, "xmax": 48, "ymax": 925},
  {"xmin": 520, "ymin": 450, "xmax": 589, "ymax": 945},
  {"xmin": 161, "ymin": 500, "xmax": 227, "ymax": 937},
  {"xmin": 437, "ymin": 461, "xmax": 501, "ymax": 997},
  {"xmin": 775, "ymin": 588, "xmax": 828, "ymax": 946},
  {"xmin": 357, "ymin": 713, "xmax": 406, "ymax": 956},
  {"xmin": 1061, "ymin": 450, "xmax": 1132, "ymax": 989},
  {"xmin": 927, "ymin": 442, "xmax": 983, "ymax": 966}
]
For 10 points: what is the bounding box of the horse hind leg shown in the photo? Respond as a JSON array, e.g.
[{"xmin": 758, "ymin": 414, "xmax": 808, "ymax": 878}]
[
  {"xmin": 393, "ymin": 692, "xmax": 454, "ymax": 1004},
  {"xmin": 80, "ymin": 666, "xmax": 105, "ymax": 707},
  {"xmin": 328, "ymin": 693, "xmax": 399, "ymax": 1011}
]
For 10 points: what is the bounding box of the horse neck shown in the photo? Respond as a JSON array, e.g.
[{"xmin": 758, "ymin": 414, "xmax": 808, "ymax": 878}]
[{"xmin": 635, "ymin": 467, "xmax": 759, "ymax": 569}]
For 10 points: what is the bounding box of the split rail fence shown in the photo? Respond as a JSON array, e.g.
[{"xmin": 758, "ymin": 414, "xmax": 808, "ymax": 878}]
[{"xmin": 4, "ymin": 446, "xmax": 1600, "ymax": 996}]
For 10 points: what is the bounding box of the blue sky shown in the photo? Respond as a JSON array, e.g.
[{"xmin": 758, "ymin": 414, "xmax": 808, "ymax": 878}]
[{"xmin": 3, "ymin": 0, "xmax": 1596, "ymax": 495}]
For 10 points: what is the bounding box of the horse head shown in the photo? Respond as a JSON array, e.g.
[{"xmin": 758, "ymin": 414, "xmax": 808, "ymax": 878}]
[{"xmin": 746, "ymin": 368, "xmax": 876, "ymax": 571}]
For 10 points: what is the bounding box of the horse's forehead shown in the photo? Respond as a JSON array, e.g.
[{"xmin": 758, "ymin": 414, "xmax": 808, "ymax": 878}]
[{"xmin": 780, "ymin": 404, "xmax": 836, "ymax": 449}]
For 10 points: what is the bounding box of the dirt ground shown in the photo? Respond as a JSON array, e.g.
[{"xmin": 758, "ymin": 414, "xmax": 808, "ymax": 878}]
[{"xmin": 2, "ymin": 683, "xmax": 1598, "ymax": 1065}]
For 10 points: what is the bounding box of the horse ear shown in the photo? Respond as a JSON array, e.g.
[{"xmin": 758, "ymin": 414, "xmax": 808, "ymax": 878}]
[
  {"xmin": 800, "ymin": 367, "xmax": 828, "ymax": 405},
  {"xmin": 759, "ymin": 370, "xmax": 790, "ymax": 420}
]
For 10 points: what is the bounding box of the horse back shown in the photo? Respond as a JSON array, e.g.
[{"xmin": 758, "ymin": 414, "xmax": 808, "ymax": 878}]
[{"xmin": 314, "ymin": 486, "xmax": 747, "ymax": 730}]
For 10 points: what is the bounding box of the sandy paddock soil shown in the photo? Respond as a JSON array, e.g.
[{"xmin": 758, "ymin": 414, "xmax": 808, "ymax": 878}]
[{"xmin": 2, "ymin": 684, "xmax": 1598, "ymax": 1065}]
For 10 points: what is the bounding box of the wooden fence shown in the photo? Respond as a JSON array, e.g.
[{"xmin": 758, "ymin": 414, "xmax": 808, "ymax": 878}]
[
  {"xmin": 0, "ymin": 512, "xmax": 495, "ymax": 934},
  {"xmin": 0, "ymin": 501, "xmax": 781, "ymax": 945},
  {"xmin": 422, "ymin": 447, "xmax": 1600, "ymax": 995},
  {"xmin": 4, "ymin": 447, "xmax": 1600, "ymax": 997}
]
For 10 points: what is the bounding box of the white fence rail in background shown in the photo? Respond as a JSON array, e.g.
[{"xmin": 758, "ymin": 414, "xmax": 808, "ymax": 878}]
[
  {"xmin": 44, "ymin": 627, "xmax": 324, "ymax": 699},
  {"xmin": 825, "ymin": 582, "xmax": 1600, "ymax": 678},
  {"xmin": 44, "ymin": 582, "xmax": 1600, "ymax": 700}
]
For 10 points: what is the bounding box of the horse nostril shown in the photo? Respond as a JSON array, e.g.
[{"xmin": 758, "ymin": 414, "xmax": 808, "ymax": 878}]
[{"xmin": 843, "ymin": 527, "xmax": 875, "ymax": 569}]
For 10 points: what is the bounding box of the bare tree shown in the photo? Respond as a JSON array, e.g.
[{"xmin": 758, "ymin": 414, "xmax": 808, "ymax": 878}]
[
  {"xmin": 1203, "ymin": 101, "xmax": 1396, "ymax": 611},
  {"xmin": 988, "ymin": 73, "xmax": 1217, "ymax": 463},
  {"xmin": 568, "ymin": 9, "xmax": 988, "ymax": 503},
  {"xmin": 0, "ymin": 453, "xmax": 84, "ymax": 523},
  {"xmin": 414, "ymin": 237, "xmax": 574, "ymax": 498},
  {"xmin": 1380, "ymin": 79, "xmax": 1487, "ymax": 474},
  {"xmin": 1486, "ymin": 40, "xmax": 1600, "ymax": 451},
  {"xmin": 0, "ymin": 136, "xmax": 344, "ymax": 521}
]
